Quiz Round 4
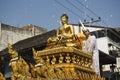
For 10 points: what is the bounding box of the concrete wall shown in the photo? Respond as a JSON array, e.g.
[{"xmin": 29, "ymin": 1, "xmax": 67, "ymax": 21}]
[
  {"xmin": 0, "ymin": 23, "xmax": 47, "ymax": 51},
  {"xmin": 22, "ymin": 24, "xmax": 47, "ymax": 36},
  {"xmin": 97, "ymin": 37, "xmax": 109, "ymax": 54}
]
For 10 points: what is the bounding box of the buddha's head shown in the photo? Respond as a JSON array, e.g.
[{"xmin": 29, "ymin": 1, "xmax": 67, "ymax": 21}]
[{"xmin": 61, "ymin": 13, "xmax": 68, "ymax": 25}]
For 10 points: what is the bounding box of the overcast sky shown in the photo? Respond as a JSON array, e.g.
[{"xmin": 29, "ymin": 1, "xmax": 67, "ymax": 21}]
[{"xmin": 0, "ymin": 0, "xmax": 120, "ymax": 31}]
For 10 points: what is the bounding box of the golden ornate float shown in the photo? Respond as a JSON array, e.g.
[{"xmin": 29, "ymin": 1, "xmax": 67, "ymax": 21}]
[
  {"xmin": 6, "ymin": 14, "xmax": 105, "ymax": 80},
  {"xmin": 7, "ymin": 31, "xmax": 105, "ymax": 80}
]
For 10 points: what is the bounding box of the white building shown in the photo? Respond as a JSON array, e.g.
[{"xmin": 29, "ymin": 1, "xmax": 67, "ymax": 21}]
[{"xmin": 74, "ymin": 24, "xmax": 120, "ymax": 79}]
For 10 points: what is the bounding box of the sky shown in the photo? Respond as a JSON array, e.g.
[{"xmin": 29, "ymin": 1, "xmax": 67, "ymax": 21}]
[{"xmin": 0, "ymin": 0, "xmax": 120, "ymax": 31}]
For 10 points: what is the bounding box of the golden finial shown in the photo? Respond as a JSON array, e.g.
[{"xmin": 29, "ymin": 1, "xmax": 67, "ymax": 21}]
[
  {"xmin": 8, "ymin": 43, "xmax": 13, "ymax": 53},
  {"xmin": 63, "ymin": 12, "xmax": 66, "ymax": 14},
  {"xmin": 32, "ymin": 48, "xmax": 37, "ymax": 56}
]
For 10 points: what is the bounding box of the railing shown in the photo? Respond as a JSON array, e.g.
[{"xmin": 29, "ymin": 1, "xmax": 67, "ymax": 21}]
[
  {"xmin": 108, "ymin": 37, "xmax": 120, "ymax": 49},
  {"xmin": 36, "ymin": 47, "xmax": 94, "ymax": 73}
]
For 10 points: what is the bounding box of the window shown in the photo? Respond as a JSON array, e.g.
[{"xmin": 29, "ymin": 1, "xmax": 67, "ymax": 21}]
[
  {"xmin": 90, "ymin": 29, "xmax": 106, "ymax": 38},
  {"xmin": 98, "ymin": 30, "xmax": 106, "ymax": 38}
]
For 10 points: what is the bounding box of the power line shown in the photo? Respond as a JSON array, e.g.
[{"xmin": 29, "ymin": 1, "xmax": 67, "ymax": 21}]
[
  {"xmin": 76, "ymin": 0, "xmax": 99, "ymax": 17},
  {"xmin": 76, "ymin": 0, "xmax": 109, "ymax": 26},
  {"xmin": 55, "ymin": 0, "xmax": 109, "ymax": 27},
  {"xmin": 54, "ymin": 0, "xmax": 83, "ymax": 20},
  {"xmin": 66, "ymin": 0, "xmax": 92, "ymax": 19}
]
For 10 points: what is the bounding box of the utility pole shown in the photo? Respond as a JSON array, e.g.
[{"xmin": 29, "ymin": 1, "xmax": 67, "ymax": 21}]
[{"xmin": 82, "ymin": 17, "xmax": 101, "ymax": 24}]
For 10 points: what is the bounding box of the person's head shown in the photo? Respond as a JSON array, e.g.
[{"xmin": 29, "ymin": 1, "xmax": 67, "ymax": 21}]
[
  {"xmin": 60, "ymin": 14, "xmax": 68, "ymax": 25},
  {"xmin": 82, "ymin": 28, "xmax": 90, "ymax": 38}
]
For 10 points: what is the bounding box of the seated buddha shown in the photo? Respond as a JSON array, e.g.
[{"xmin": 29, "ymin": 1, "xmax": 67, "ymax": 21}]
[{"xmin": 47, "ymin": 13, "xmax": 76, "ymax": 47}]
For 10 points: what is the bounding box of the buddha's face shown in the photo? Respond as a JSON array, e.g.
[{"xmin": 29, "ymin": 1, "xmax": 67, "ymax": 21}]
[{"xmin": 61, "ymin": 16, "xmax": 68, "ymax": 25}]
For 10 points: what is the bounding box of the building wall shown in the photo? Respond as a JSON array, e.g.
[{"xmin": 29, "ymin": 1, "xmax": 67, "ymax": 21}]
[
  {"xmin": 22, "ymin": 24, "xmax": 47, "ymax": 36},
  {"xmin": 85, "ymin": 27, "xmax": 104, "ymax": 32},
  {"xmin": 74, "ymin": 25, "xmax": 104, "ymax": 34},
  {"xmin": 74, "ymin": 25, "xmax": 80, "ymax": 34},
  {"xmin": 97, "ymin": 37, "xmax": 109, "ymax": 54},
  {"xmin": 97, "ymin": 37, "xmax": 111, "ymax": 71},
  {"xmin": 0, "ymin": 23, "xmax": 47, "ymax": 51}
]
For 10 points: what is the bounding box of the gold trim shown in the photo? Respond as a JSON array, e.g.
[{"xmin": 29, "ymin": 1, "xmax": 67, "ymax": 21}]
[
  {"xmin": 51, "ymin": 63, "xmax": 95, "ymax": 74},
  {"xmin": 37, "ymin": 47, "xmax": 92, "ymax": 58}
]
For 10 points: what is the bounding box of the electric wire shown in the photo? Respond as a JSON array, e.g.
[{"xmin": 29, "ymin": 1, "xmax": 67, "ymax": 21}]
[
  {"xmin": 66, "ymin": 0, "xmax": 92, "ymax": 19},
  {"xmin": 76, "ymin": 0, "xmax": 109, "ymax": 26},
  {"xmin": 55, "ymin": 0, "xmax": 109, "ymax": 27},
  {"xmin": 54, "ymin": 0, "xmax": 83, "ymax": 20},
  {"xmin": 76, "ymin": 0, "xmax": 99, "ymax": 17}
]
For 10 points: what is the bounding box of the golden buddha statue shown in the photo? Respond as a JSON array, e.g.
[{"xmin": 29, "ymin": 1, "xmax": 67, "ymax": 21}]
[
  {"xmin": 47, "ymin": 13, "xmax": 76, "ymax": 47},
  {"xmin": 57, "ymin": 14, "xmax": 75, "ymax": 46},
  {"xmin": 57, "ymin": 14, "xmax": 74, "ymax": 39}
]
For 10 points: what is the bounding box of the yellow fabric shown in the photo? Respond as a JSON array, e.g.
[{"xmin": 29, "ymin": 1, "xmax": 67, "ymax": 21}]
[
  {"xmin": 75, "ymin": 32, "xmax": 86, "ymax": 50},
  {"xmin": 76, "ymin": 32, "xmax": 86, "ymax": 40}
]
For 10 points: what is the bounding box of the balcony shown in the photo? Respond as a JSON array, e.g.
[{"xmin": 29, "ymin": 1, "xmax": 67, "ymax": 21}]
[{"xmin": 108, "ymin": 37, "xmax": 120, "ymax": 49}]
